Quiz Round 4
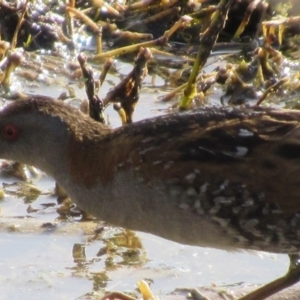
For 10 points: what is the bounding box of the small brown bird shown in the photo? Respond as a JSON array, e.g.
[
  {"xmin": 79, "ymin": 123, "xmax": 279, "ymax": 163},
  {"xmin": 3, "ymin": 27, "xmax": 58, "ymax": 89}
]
[{"xmin": 1, "ymin": 96, "xmax": 300, "ymax": 300}]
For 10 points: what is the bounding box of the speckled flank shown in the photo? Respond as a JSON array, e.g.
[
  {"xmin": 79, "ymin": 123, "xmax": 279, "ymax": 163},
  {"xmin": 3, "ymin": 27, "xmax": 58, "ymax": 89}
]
[{"xmin": 90, "ymin": 106, "xmax": 300, "ymax": 253}]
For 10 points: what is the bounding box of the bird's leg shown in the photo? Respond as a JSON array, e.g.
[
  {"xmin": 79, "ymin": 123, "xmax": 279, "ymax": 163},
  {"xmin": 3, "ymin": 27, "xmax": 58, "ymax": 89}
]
[{"xmin": 238, "ymin": 254, "xmax": 300, "ymax": 300}]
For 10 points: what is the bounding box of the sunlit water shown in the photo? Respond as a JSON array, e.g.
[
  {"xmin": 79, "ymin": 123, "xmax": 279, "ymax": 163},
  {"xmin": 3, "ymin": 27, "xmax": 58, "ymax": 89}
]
[{"xmin": 0, "ymin": 53, "xmax": 293, "ymax": 300}]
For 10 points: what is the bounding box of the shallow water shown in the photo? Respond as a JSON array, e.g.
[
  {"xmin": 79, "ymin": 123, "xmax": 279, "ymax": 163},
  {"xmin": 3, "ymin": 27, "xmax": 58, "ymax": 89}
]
[
  {"xmin": 0, "ymin": 52, "xmax": 293, "ymax": 300},
  {"xmin": 0, "ymin": 192, "xmax": 290, "ymax": 299}
]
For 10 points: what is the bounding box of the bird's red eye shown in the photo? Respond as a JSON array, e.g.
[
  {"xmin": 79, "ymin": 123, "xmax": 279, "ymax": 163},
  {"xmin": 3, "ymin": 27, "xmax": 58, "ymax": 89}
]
[{"xmin": 2, "ymin": 124, "xmax": 19, "ymax": 140}]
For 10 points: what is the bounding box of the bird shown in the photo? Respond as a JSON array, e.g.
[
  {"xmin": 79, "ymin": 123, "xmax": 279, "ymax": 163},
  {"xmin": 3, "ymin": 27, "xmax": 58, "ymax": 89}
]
[{"xmin": 1, "ymin": 95, "xmax": 300, "ymax": 300}]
